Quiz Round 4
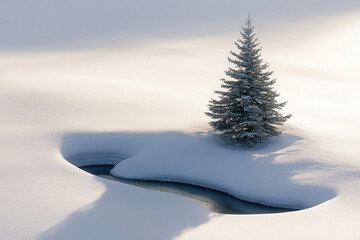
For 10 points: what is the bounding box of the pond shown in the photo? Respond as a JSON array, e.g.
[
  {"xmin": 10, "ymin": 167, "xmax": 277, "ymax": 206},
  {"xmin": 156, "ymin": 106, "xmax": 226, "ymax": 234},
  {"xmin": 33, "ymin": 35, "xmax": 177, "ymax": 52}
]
[{"xmin": 80, "ymin": 164, "xmax": 297, "ymax": 215}]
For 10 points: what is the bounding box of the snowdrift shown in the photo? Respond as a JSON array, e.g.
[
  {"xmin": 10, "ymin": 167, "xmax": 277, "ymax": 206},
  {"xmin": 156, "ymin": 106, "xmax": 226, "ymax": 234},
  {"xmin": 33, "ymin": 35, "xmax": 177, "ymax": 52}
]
[{"xmin": 61, "ymin": 130, "xmax": 336, "ymax": 209}]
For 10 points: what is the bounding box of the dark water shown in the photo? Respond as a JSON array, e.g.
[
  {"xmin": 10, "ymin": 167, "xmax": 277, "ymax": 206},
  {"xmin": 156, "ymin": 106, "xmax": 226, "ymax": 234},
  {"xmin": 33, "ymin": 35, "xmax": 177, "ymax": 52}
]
[{"xmin": 80, "ymin": 165, "xmax": 297, "ymax": 215}]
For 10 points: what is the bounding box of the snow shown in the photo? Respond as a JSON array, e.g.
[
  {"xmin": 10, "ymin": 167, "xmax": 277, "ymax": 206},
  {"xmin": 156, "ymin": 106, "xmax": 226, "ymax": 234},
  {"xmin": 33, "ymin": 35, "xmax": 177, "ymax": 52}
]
[
  {"xmin": 110, "ymin": 130, "xmax": 335, "ymax": 209},
  {"xmin": 1, "ymin": 1, "xmax": 360, "ymax": 239}
]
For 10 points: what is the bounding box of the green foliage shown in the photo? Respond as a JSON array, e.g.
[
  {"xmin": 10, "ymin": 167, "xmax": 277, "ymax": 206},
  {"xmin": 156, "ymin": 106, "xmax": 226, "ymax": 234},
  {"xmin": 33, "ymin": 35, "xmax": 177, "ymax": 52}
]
[{"xmin": 206, "ymin": 16, "xmax": 291, "ymax": 147}]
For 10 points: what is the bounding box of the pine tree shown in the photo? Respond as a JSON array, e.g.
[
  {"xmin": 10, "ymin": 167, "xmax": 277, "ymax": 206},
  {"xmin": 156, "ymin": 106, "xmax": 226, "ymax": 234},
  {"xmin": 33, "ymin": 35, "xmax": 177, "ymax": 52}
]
[{"xmin": 206, "ymin": 16, "xmax": 291, "ymax": 147}]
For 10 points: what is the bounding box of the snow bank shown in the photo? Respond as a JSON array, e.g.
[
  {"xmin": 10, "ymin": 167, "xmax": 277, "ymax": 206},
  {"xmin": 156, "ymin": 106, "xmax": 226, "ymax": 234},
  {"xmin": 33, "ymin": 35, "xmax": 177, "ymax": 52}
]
[
  {"xmin": 106, "ymin": 130, "xmax": 335, "ymax": 208},
  {"xmin": 1, "ymin": 3, "xmax": 360, "ymax": 239}
]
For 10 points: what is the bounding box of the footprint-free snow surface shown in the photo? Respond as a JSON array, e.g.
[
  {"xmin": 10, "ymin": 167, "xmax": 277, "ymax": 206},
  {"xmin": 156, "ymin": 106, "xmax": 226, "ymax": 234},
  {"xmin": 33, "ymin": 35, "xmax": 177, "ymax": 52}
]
[
  {"xmin": 62, "ymin": 132, "xmax": 335, "ymax": 209},
  {"xmin": 78, "ymin": 164, "xmax": 295, "ymax": 214},
  {"xmin": 1, "ymin": 2, "xmax": 360, "ymax": 239}
]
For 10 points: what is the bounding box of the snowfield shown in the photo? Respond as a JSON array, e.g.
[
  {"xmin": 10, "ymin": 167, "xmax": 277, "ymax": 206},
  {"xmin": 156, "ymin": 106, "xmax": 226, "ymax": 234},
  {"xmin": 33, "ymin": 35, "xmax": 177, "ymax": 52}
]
[{"xmin": 1, "ymin": 1, "xmax": 360, "ymax": 239}]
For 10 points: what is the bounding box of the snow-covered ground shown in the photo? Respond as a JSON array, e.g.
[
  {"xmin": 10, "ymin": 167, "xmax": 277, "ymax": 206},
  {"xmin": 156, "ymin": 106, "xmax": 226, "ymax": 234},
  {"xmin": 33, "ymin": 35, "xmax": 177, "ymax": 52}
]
[
  {"xmin": 1, "ymin": 1, "xmax": 360, "ymax": 239},
  {"xmin": 109, "ymin": 130, "xmax": 335, "ymax": 209}
]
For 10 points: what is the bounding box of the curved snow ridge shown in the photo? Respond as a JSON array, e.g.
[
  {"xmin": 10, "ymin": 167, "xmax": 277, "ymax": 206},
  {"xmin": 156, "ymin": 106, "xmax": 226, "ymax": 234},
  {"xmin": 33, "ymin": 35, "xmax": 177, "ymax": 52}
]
[
  {"xmin": 111, "ymin": 165, "xmax": 332, "ymax": 210},
  {"xmin": 61, "ymin": 131, "xmax": 337, "ymax": 210},
  {"xmin": 112, "ymin": 174, "xmax": 306, "ymax": 210}
]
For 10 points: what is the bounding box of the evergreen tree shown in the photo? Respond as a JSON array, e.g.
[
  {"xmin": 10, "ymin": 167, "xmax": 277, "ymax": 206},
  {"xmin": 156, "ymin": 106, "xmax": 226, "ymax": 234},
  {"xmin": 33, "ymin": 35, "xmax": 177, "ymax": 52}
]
[{"xmin": 206, "ymin": 16, "xmax": 291, "ymax": 147}]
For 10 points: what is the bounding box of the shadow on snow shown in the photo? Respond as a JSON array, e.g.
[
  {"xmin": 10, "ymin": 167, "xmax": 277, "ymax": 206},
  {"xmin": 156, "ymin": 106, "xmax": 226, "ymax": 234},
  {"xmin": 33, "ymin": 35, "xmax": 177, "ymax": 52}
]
[{"xmin": 39, "ymin": 131, "xmax": 336, "ymax": 239}]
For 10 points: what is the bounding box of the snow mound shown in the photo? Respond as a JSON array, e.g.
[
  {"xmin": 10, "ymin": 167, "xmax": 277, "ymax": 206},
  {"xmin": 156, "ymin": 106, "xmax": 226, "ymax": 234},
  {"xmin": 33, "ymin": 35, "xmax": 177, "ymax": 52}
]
[{"xmin": 61, "ymin": 130, "xmax": 336, "ymax": 209}]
